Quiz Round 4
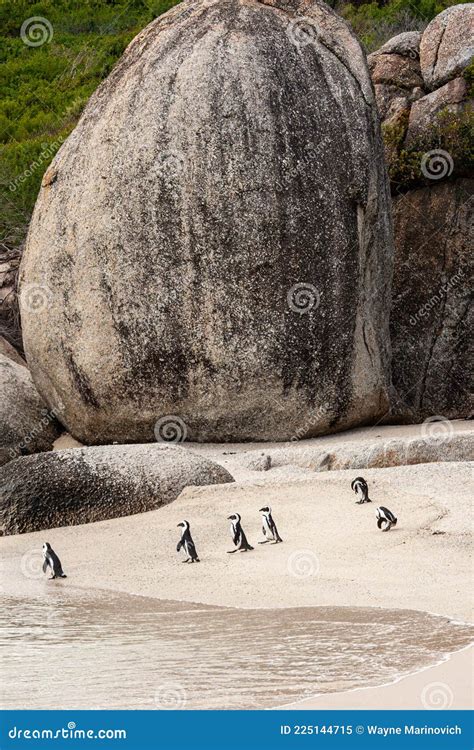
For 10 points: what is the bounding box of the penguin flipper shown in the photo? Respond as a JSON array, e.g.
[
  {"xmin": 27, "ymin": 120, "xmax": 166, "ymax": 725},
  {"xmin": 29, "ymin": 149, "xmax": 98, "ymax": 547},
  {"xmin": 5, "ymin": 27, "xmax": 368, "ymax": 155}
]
[
  {"xmin": 377, "ymin": 517, "xmax": 384, "ymax": 529},
  {"xmin": 42, "ymin": 560, "xmax": 49, "ymax": 574}
]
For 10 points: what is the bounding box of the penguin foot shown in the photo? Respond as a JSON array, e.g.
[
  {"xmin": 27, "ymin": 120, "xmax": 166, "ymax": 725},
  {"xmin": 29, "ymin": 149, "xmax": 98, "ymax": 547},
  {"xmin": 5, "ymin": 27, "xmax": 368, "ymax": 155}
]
[
  {"xmin": 258, "ymin": 540, "xmax": 269, "ymax": 544},
  {"xmin": 227, "ymin": 550, "xmax": 238, "ymax": 554},
  {"xmin": 182, "ymin": 559, "xmax": 191, "ymax": 563}
]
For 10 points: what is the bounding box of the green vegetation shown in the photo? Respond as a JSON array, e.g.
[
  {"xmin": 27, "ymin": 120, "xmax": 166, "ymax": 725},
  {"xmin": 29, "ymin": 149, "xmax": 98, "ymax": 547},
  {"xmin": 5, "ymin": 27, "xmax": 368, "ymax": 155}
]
[
  {"xmin": 341, "ymin": 0, "xmax": 462, "ymax": 52},
  {"xmin": 0, "ymin": 0, "xmax": 179, "ymax": 250},
  {"xmin": 384, "ymin": 108, "xmax": 474, "ymax": 190},
  {"xmin": 462, "ymin": 57, "xmax": 474, "ymax": 98}
]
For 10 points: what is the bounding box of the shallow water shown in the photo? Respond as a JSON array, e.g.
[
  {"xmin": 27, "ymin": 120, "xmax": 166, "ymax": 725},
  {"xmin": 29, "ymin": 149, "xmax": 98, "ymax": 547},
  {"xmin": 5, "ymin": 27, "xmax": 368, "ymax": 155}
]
[{"xmin": 0, "ymin": 589, "xmax": 472, "ymax": 709}]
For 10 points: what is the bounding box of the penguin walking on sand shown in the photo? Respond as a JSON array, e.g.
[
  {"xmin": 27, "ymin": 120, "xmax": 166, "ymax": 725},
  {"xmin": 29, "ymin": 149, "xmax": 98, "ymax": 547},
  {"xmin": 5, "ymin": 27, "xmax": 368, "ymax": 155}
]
[
  {"xmin": 376, "ymin": 506, "xmax": 397, "ymax": 532},
  {"xmin": 258, "ymin": 506, "xmax": 283, "ymax": 544},
  {"xmin": 42, "ymin": 543, "xmax": 67, "ymax": 579},
  {"xmin": 227, "ymin": 513, "xmax": 254, "ymax": 553},
  {"xmin": 176, "ymin": 521, "xmax": 200, "ymax": 563},
  {"xmin": 351, "ymin": 476, "xmax": 371, "ymax": 504}
]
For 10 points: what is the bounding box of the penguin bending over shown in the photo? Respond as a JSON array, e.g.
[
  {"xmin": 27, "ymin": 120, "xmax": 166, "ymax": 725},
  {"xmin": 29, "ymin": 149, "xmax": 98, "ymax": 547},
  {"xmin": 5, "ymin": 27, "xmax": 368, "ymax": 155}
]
[
  {"xmin": 258, "ymin": 506, "xmax": 283, "ymax": 544},
  {"xmin": 42, "ymin": 543, "xmax": 67, "ymax": 579},
  {"xmin": 376, "ymin": 506, "xmax": 397, "ymax": 532},
  {"xmin": 351, "ymin": 476, "xmax": 371, "ymax": 504},
  {"xmin": 227, "ymin": 513, "xmax": 254, "ymax": 553},
  {"xmin": 177, "ymin": 521, "xmax": 200, "ymax": 563}
]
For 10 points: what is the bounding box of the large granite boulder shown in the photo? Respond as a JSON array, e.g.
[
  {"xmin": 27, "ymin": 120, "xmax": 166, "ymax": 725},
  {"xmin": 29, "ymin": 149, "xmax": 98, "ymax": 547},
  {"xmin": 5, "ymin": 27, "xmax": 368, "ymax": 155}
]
[
  {"xmin": 0, "ymin": 353, "xmax": 61, "ymax": 467},
  {"xmin": 420, "ymin": 4, "xmax": 474, "ymax": 90},
  {"xmin": 20, "ymin": 0, "xmax": 393, "ymax": 444},
  {"xmin": 0, "ymin": 444, "xmax": 234, "ymax": 534},
  {"xmin": 389, "ymin": 179, "xmax": 472, "ymax": 421}
]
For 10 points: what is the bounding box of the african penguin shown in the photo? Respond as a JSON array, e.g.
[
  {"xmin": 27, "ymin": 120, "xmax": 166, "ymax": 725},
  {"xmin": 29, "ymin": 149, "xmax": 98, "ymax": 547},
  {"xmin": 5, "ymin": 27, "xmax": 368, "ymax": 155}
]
[
  {"xmin": 176, "ymin": 520, "xmax": 200, "ymax": 563},
  {"xmin": 351, "ymin": 476, "xmax": 371, "ymax": 504},
  {"xmin": 227, "ymin": 513, "xmax": 254, "ymax": 553},
  {"xmin": 376, "ymin": 506, "xmax": 398, "ymax": 532},
  {"xmin": 42, "ymin": 543, "xmax": 67, "ymax": 579},
  {"xmin": 258, "ymin": 506, "xmax": 283, "ymax": 544}
]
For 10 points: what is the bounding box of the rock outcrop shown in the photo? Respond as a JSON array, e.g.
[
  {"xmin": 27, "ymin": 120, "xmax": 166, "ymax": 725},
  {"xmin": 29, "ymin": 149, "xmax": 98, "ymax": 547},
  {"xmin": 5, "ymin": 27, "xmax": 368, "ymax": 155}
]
[
  {"xmin": 0, "ymin": 444, "xmax": 234, "ymax": 534},
  {"xmin": 369, "ymin": 8, "xmax": 473, "ymax": 422},
  {"xmin": 0, "ymin": 353, "xmax": 61, "ymax": 467},
  {"xmin": 0, "ymin": 246, "xmax": 22, "ymax": 354},
  {"xmin": 0, "ymin": 336, "xmax": 26, "ymax": 367},
  {"xmin": 244, "ymin": 428, "xmax": 473, "ymax": 473},
  {"xmin": 420, "ymin": 4, "xmax": 474, "ymax": 90},
  {"xmin": 20, "ymin": 0, "xmax": 393, "ymax": 444},
  {"xmin": 389, "ymin": 179, "xmax": 472, "ymax": 420}
]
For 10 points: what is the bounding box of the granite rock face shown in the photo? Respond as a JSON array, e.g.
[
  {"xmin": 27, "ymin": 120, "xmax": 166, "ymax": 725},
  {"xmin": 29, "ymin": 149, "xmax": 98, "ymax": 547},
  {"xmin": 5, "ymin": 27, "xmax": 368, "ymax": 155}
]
[
  {"xmin": 369, "ymin": 11, "xmax": 472, "ymax": 423},
  {"xmin": 420, "ymin": 4, "xmax": 474, "ymax": 90},
  {"xmin": 0, "ymin": 444, "xmax": 234, "ymax": 534},
  {"xmin": 0, "ymin": 353, "xmax": 61, "ymax": 467},
  {"xmin": 20, "ymin": 0, "xmax": 393, "ymax": 443},
  {"xmin": 389, "ymin": 179, "xmax": 472, "ymax": 421}
]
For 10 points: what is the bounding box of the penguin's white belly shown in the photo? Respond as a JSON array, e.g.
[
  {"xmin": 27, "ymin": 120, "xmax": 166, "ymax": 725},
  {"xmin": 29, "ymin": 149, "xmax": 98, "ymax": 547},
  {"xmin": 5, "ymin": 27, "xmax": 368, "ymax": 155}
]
[{"xmin": 263, "ymin": 516, "xmax": 273, "ymax": 539}]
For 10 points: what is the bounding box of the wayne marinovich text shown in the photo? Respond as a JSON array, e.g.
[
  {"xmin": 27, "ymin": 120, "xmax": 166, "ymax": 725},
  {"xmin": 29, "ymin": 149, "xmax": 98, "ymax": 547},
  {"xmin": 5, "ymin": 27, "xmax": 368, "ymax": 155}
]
[{"xmin": 280, "ymin": 724, "xmax": 463, "ymax": 736}]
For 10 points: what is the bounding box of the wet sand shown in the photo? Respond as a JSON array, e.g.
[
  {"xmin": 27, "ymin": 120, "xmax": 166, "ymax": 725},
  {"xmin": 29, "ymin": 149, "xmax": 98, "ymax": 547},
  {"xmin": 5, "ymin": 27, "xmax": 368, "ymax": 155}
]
[
  {"xmin": 1, "ymin": 455, "xmax": 472, "ymax": 709},
  {"xmin": 286, "ymin": 645, "xmax": 473, "ymax": 710},
  {"xmin": 3, "ymin": 589, "xmax": 471, "ymax": 709}
]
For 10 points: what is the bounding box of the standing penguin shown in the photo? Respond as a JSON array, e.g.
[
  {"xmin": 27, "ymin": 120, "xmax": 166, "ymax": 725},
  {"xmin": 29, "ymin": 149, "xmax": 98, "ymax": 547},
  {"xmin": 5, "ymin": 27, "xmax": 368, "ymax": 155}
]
[
  {"xmin": 376, "ymin": 506, "xmax": 398, "ymax": 532},
  {"xmin": 227, "ymin": 513, "xmax": 254, "ymax": 553},
  {"xmin": 258, "ymin": 506, "xmax": 283, "ymax": 544},
  {"xmin": 42, "ymin": 543, "xmax": 67, "ymax": 579},
  {"xmin": 351, "ymin": 476, "xmax": 371, "ymax": 504},
  {"xmin": 176, "ymin": 521, "xmax": 200, "ymax": 563}
]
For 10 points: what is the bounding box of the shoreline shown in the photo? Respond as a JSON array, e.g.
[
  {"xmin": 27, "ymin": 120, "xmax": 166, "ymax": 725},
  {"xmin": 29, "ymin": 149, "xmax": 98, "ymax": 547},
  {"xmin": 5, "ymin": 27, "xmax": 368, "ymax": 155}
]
[{"xmin": 282, "ymin": 644, "xmax": 473, "ymax": 710}]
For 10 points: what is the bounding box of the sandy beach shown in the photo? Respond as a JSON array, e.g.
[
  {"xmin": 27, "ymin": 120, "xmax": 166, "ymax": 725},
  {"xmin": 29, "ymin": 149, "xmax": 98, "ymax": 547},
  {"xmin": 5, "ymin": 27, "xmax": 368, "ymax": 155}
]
[{"xmin": 1, "ymin": 423, "xmax": 473, "ymax": 709}]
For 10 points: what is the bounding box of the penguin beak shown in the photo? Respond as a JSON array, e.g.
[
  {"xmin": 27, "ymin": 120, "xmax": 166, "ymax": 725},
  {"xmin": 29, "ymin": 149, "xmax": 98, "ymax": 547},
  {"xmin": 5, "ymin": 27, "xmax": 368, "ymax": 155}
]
[
  {"xmin": 259, "ymin": 507, "xmax": 264, "ymax": 512},
  {"xmin": 227, "ymin": 515, "xmax": 233, "ymax": 520},
  {"xmin": 177, "ymin": 523, "xmax": 183, "ymax": 527}
]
